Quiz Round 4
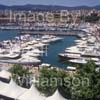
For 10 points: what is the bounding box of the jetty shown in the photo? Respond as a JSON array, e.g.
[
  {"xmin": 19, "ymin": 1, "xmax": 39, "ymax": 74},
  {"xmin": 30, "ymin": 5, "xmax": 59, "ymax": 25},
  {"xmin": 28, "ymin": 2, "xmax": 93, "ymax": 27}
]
[{"xmin": 19, "ymin": 31, "xmax": 86, "ymax": 38}]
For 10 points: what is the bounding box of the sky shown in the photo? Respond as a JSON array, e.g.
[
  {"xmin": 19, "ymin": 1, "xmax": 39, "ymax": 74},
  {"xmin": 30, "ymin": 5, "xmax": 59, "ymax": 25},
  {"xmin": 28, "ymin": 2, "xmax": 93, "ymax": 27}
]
[{"xmin": 0, "ymin": 0, "xmax": 100, "ymax": 6}]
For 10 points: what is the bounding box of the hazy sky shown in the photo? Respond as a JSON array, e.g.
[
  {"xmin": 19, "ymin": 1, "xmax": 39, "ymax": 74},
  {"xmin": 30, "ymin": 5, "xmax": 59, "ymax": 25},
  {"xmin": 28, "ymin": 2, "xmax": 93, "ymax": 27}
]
[{"xmin": 0, "ymin": 0, "xmax": 100, "ymax": 6}]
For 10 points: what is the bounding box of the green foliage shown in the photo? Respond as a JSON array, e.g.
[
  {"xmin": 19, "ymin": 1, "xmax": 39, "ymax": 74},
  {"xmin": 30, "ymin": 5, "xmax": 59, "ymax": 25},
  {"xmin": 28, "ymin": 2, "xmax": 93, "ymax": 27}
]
[
  {"xmin": 80, "ymin": 13, "xmax": 100, "ymax": 23},
  {"xmin": 71, "ymin": 61, "xmax": 100, "ymax": 100},
  {"xmin": 9, "ymin": 64, "xmax": 31, "ymax": 76},
  {"xmin": 36, "ymin": 67, "xmax": 70, "ymax": 98},
  {"xmin": 9, "ymin": 64, "xmax": 32, "ymax": 87},
  {"xmin": 36, "ymin": 61, "xmax": 100, "ymax": 100}
]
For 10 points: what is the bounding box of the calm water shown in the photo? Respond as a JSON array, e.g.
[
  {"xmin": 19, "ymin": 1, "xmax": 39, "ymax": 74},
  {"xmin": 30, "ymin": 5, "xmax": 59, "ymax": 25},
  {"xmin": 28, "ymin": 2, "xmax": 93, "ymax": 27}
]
[
  {"xmin": 42, "ymin": 36, "xmax": 77, "ymax": 68},
  {"xmin": 0, "ymin": 30, "xmax": 77, "ymax": 68},
  {"xmin": 0, "ymin": 30, "xmax": 19, "ymax": 41}
]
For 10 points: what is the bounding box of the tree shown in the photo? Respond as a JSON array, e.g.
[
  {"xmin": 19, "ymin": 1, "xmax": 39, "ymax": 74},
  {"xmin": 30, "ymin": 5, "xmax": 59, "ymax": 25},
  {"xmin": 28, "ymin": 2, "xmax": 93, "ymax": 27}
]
[
  {"xmin": 9, "ymin": 64, "xmax": 32, "ymax": 88},
  {"xmin": 71, "ymin": 61, "xmax": 100, "ymax": 100},
  {"xmin": 36, "ymin": 61, "xmax": 100, "ymax": 100},
  {"xmin": 80, "ymin": 13, "xmax": 100, "ymax": 23},
  {"xmin": 36, "ymin": 67, "xmax": 71, "ymax": 98}
]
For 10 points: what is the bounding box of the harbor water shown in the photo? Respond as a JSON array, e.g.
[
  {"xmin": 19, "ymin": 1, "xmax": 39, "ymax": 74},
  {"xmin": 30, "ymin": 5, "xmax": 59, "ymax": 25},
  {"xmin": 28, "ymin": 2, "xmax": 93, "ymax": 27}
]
[{"xmin": 0, "ymin": 30, "xmax": 78, "ymax": 68}]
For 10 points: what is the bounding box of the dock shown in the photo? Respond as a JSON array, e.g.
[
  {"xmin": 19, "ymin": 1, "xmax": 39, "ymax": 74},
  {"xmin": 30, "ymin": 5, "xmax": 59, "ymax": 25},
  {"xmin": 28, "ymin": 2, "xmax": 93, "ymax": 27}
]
[{"xmin": 19, "ymin": 31, "xmax": 85, "ymax": 38}]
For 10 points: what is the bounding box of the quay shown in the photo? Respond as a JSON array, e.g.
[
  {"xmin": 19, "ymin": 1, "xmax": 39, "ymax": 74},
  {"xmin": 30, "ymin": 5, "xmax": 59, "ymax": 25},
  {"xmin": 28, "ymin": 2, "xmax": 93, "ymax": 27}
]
[{"xmin": 19, "ymin": 31, "xmax": 85, "ymax": 38}]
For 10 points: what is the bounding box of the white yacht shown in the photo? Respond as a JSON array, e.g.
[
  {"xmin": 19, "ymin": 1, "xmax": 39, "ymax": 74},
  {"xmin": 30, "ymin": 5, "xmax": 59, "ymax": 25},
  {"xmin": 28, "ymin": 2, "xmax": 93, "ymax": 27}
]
[
  {"xmin": 0, "ymin": 48, "xmax": 21, "ymax": 59},
  {"xmin": 0, "ymin": 48, "xmax": 6, "ymax": 54},
  {"xmin": 50, "ymin": 37, "xmax": 63, "ymax": 42},
  {"xmin": 59, "ymin": 53, "xmax": 81, "ymax": 59},
  {"xmin": 39, "ymin": 63, "xmax": 51, "ymax": 68},
  {"xmin": 41, "ymin": 40, "xmax": 51, "ymax": 43},
  {"xmin": 18, "ymin": 56, "xmax": 41, "ymax": 64},
  {"xmin": 24, "ymin": 51, "xmax": 40, "ymax": 57},
  {"xmin": 65, "ymin": 47, "xmax": 83, "ymax": 54},
  {"xmin": 0, "ymin": 55, "xmax": 41, "ymax": 65},
  {"xmin": 33, "ymin": 43, "xmax": 48, "ymax": 48},
  {"xmin": 31, "ymin": 49, "xmax": 44, "ymax": 54},
  {"xmin": 0, "ymin": 52, "xmax": 21, "ymax": 59},
  {"xmin": 27, "ymin": 40, "xmax": 38, "ymax": 45},
  {"xmin": 67, "ymin": 66, "xmax": 76, "ymax": 71},
  {"xmin": 41, "ymin": 35, "xmax": 51, "ymax": 39},
  {"xmin": 66, "ymin": 53, "xmax": 81, "ymax": 59},
  {"xmin": 23, "ymin": 46, "xmax": 34, "ymax": 51},
  {"xmin": 41, "ymin": 35, "xmax": 63, "ymax": 43},
  {"xmin": 69, "ymin": 58, "xmax": 87, "ymax": 64}
]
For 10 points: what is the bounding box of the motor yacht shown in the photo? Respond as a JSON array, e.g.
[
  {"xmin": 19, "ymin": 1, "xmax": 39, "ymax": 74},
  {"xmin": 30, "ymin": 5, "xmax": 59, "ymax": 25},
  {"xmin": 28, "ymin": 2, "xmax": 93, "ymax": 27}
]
[
  {"xmin": 67, "ymin": 66, "xmax": 76, "ymax": 71},
  {"xmin": 69, "ymin": 58, "xmax": 87, "ymax": 64},
  {"xmin": 18, "ymin": 56, "xmax": 41, "ymax": 64},
  {"xmin": 0, "ymin": 52, "xmax": 21, "ymax": 59},
  {"xmin": 65, "ymin": 48, "xmax": 83, "ymax": 54},
  {"xmin": 58, "ymin": 53, "xmax": 81, "ymax": 59},
  {"xmin": 0, "ymin": 48, "xmax": 21, "ymax": 59},
  {"xmin": 50, "ymin": 37, "xmax": 63, "ymax": 42},
  {"xmin": 31, "ymin": 49, "xmax": 44, "ymax": 54},
  {"xmin": 66, "ymin": 53, "xmax": 81, "ymax": 59},
  {"xmin": 23, "ymin": 51, "xmax": 41, "ymax": 57},
  {"xmin": 33, "ymin": 43, "xmax": 48, "ymax": 48},
  {"xmin": 41, "ymin": 35, "xmax": 63, "ymax": 43}
]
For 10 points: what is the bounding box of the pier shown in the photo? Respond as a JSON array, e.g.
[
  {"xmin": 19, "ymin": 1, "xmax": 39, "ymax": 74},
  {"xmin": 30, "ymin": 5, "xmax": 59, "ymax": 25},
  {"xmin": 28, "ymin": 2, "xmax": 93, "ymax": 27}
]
[{"xmin": 19, "ymin": 31, "xmax": 85, "ymax": 38}]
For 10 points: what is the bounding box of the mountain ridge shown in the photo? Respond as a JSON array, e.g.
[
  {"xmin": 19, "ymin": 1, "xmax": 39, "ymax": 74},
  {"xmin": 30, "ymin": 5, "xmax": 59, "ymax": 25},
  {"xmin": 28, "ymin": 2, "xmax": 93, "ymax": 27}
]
[{"xmin": 0, "ymin": 4, "xmax": 100, "ymax": 10}]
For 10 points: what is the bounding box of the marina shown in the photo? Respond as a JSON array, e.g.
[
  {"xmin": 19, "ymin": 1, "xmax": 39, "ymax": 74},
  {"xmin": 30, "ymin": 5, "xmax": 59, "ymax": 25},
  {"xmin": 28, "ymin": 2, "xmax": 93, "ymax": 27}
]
[
  {"xmin": 59, "ymin": 33, "xmax": 100, "ymax": 66},
  {"xmin": 0, "ymin": 30, "xmax": 78, "ymax": 68},
  {"xmin": 0, "ymin": 1, "xmax": 100, "ymax": 100},
  {"xmin": 0, "ymin": 28, "xmax": 100, "ymax": 67}
]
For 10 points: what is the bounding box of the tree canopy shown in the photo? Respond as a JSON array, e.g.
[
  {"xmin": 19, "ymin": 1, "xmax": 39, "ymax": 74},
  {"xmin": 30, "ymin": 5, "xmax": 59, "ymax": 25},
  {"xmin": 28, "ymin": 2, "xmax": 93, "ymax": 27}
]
[
  {"xmin": 71, "ymin": 61, "xmax": 100, "ymax": 100},
  {"xmin": 36, "ymin": 61, "xmax": 100, "ymax": 100},
  {"xmin": 80, "ymin": 13, "xmax": 100, "ymax": 23},
  {"xmin": 9, "ymin": 64, "xmax": 32, "ymax": 88},
  {"xmin": 36, "ymin": 67, "xmax": 71, "ymax": 98}
]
